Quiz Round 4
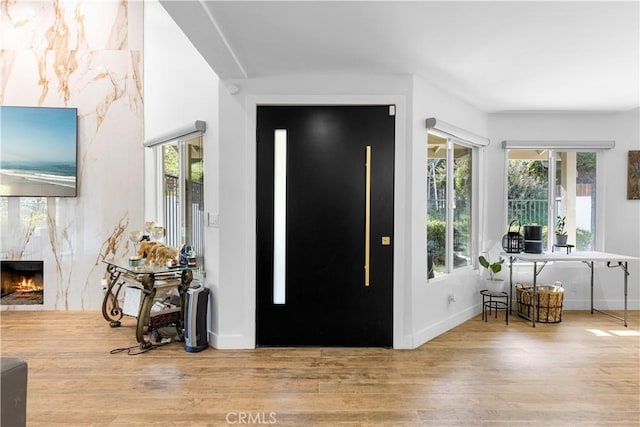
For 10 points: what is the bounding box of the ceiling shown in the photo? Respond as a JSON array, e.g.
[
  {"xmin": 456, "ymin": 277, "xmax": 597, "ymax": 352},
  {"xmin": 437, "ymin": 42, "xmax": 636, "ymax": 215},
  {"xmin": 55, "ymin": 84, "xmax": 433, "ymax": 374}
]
[{"xmin": 160, "ymin": 1, "xmax": 639, "ymax": 113}]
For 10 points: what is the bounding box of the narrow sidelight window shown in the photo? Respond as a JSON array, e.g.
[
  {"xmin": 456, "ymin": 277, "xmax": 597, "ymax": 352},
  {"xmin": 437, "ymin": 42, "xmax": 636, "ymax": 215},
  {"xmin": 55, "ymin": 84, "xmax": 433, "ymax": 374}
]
[{"xmin": 273, "ymin": 129, "xmax": 287, "ymax": 304}]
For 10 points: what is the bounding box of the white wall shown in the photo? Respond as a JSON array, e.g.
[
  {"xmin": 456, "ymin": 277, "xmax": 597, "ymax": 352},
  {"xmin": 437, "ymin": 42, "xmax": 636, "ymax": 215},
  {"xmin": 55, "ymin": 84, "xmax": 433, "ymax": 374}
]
[
  {"xmin": 488, "ymin": 109, "xmax": 640, "ymax": 309},
  {"xmin": 143, "ymin": 0, "xmax": 220, "ymax": 331},
  {"xmin": 409, "ymin": 75, "xmax": 490, "ymax": 346}
]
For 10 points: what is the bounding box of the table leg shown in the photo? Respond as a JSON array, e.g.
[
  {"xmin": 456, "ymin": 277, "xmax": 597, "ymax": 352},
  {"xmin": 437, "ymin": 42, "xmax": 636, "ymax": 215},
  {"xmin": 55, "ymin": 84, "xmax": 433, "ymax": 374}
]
[
  {"xmin": 590, "ymin": 261, "xmax": 594, "ymax": 314},
  {"xmin": 509, "ymin": 256, "xmax": 514, "ymax": 314},
  {"xmin": 624, "ymin": 261, "xmax": 628, "ymax": 327},
  {"xmin": 136, "ymin": 291, "xmax": 154, "ymax": 349},
  {"xmin": 596, "ymin": 261, "xmax": 630, "ymax": 327},
  {"xmin": 174, "ymin": 269, "xmax": 193, "ymax": 342},
  {"xmin": 135, "ymin": 273, "xmax": 155, "ymax": 349},
  {"xmin": 101, "ymin": 265, "xmax": 124, "ymax": 327},
  {"xmin": 506, "ymin": 292, "xmax": 509, "ymax": 325},
  {"xmin": 532, "ymin": 261, "xmax": 537, "ymax": 328}
]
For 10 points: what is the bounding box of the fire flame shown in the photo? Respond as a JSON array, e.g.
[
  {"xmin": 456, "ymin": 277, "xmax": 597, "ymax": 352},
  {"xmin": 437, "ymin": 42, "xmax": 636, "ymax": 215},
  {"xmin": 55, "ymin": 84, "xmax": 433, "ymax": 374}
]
[{"xmin": 15, "ymin": 276, "xmax": 43, "ymax": 295}]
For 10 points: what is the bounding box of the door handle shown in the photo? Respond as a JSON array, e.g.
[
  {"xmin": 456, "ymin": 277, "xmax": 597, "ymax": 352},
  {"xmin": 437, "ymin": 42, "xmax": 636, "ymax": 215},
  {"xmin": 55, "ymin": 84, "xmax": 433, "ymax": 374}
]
[{"xmin": 365, "ymin": 145, "xmax": 371, "ymax": 287}]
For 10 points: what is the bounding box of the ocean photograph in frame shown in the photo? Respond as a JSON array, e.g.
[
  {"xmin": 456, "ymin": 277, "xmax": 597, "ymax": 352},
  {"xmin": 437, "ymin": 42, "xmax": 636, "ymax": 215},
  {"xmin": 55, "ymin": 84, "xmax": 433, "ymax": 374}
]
[{"xmin": 0, "ymin": 106, "xmax": 78, "ymax": 197}]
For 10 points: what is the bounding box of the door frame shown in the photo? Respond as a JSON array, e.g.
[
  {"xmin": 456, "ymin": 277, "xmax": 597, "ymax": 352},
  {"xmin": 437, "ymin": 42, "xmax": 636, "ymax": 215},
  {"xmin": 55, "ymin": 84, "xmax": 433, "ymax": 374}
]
[{"xmin": 243, "ymin": 94, "xmax": 408, "ymax": 349}]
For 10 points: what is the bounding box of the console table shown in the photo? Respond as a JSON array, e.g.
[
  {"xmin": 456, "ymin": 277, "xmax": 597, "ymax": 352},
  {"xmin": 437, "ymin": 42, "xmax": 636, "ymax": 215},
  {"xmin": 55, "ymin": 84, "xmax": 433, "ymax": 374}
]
[
  {"xmin": 101, "ymin": 259, "xmax": 193, "ymax": 349},
  {"xmin": 505, "ymin": 251, "xmax": 637, "ymax": 327}
]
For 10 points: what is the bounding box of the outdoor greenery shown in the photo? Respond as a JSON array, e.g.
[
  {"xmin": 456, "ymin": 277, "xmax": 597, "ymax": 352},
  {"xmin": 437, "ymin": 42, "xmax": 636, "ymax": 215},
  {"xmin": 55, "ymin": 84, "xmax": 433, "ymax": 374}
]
[
  {"xmin": 508, "ymin": 160, "xmax": 548, "ymax": 200},
  {"xmin": 163, "ymin": 145, "xmax": 179, "ymax": 177},
  {"xmin": 576, "ymin": 228, "xmax": 593, "ymax": 250},
  {"xmin": 427, "ymin": 152, "xmax": 472, "ymax": 273},
  {"xmin": 507, "ymin": 152, "xmax": 597, "ymax": 251},
  {"xmin": 428, "ymin": 150, "xmax": 597, "ymax": 273},
  {"xmin": 163, "ymin": 144, "xmax": 204, "ymax": 184},
  {"xmin": 576, "ymin": 152, "xmax": 596, "ymax": 183},
  {"xmin": 508, "ymin": 160, "xmax": 548, "ymax": 226}
]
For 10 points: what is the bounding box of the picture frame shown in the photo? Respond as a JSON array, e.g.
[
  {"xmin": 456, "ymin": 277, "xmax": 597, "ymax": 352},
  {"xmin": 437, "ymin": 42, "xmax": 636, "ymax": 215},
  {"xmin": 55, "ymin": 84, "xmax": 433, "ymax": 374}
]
[
  {"xmin": 0, "ymin": 106, "xmax": 78, "ymax": 197},
  {"xmin": 628, "ymin": 150, "xmax": 640, "ymax": 200}
]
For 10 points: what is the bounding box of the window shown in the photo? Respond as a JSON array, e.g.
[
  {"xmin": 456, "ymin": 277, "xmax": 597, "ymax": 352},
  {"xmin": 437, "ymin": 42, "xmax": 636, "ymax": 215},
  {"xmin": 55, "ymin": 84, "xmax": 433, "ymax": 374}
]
[
  {"xmin": 273, "ymin": 129, "xmax": 287, "ymax": 304},
  {"xmin": 506, "ymin": 149, "xmax": 598, "ymax": 251},
  {"xmin": 556, "ymin": 151, "xmax": 597, "ymax": 250},
  {"xmin": 427, "ymin": 134, "xmax": 447, "ymax": 276},
  {"xmin": 153, "ymin": 135, "xmax": 205, "ymax": 273},
  {"xmin": 427, "ymin": 135, "xmax": 475, "ymax": 277},
  {"xmin": 426, "ymin": 118, "xmax": 488, "ymax": 280}
]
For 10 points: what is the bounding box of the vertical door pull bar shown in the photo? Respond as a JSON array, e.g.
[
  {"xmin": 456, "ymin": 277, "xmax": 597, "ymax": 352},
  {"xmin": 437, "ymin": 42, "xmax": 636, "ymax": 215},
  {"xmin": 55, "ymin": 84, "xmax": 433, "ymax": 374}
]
[{"xmin": 365, "ymin": 146, "xmax": 371, "ymax": 287}]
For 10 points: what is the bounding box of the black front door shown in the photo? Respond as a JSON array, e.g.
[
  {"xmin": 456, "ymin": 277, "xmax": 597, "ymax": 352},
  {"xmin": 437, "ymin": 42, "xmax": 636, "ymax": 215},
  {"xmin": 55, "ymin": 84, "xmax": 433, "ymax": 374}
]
[{"xmin": 256, "ymin": 105, "xmax": 394, "ymax": 347}]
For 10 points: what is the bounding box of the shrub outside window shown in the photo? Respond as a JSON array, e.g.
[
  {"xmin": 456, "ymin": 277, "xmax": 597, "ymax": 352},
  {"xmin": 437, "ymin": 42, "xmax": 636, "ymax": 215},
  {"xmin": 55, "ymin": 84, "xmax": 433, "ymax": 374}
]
[{"xmin": 427, "ymin": 135, "xmax": 474, "ymax": 277}]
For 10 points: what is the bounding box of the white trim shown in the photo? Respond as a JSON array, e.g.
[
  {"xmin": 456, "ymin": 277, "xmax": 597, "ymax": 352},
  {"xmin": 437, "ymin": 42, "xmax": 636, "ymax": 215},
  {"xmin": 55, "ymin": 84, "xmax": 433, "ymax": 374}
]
[
  {"xmin": 548, "ymin": 150, "xmax": 557, "ymax": 252},
  {"xmin": 198, "ymin": 0, "xmax": 248, "ymax": 78},
  {"xmin": 502, "ymin": 140, "xmax": 615, "ymax": 150},
  {"xmin": 154, "ymin": 145, "xmax": 163, "ymax": 223},
  {"xmin": 413, "ymin": 303, "xmax": 482, "ymax": 346},
  {"xmin": 470, "ymin": 145, "xmax": 480, "ymax": 271},
  {"xmin": 445, "ymin": 139, "xmax": 454, "ymax": 272},
  {"xmin": 428, "ymin": 138, "xmax": 480, "ymax": 276},
  {"xmin": 246, "ymin": 94, "xmax": 407, "ymax": 349},
  {"xmin": 595, "ymin": 150, "xmax": 606, "ymax": 252},
  {"xmin": 209, "ymin": 331, "xmax": 254, "ymax": 349}
]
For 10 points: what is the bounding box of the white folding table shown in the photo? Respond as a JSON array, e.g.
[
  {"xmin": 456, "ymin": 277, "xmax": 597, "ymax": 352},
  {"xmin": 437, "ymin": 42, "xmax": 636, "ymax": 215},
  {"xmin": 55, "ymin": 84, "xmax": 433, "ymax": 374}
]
[{"xmin": 504, "ymin": 251, "xmax": 637, "ymax": 327}]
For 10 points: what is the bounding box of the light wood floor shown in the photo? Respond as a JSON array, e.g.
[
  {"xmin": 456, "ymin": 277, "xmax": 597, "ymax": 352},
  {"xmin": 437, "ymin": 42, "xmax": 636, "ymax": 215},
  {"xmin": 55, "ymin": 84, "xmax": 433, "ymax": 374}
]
[{"xmin": 1, "ymin": 310, "xmax": 639, "ymax": 426}]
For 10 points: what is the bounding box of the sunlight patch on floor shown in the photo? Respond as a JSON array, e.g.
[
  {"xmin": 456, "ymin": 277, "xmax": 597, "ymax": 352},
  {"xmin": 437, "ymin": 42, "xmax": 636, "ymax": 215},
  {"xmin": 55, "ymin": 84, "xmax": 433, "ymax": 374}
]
[
  {"xmin": 586, "ymin": 328, "xmax": 640, "ymax": 337},
  {"xmin": 586, "ymin": 329, "xmax": 612, "ymax": 336},
  {"xmin": 609, "ymin": 330, "xmax": 640, "ymax": 337}
]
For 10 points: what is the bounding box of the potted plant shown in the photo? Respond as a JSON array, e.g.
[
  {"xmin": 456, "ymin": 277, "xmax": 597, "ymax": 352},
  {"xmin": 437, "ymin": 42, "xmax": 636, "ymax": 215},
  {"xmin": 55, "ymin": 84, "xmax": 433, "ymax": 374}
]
[
  {"xmin": 554, "ymin": 216, "xmax": 568, "ymax": 246},
  {"xmin": 479, "ymin": 255, "xmax": 505, "ymax": 292}
]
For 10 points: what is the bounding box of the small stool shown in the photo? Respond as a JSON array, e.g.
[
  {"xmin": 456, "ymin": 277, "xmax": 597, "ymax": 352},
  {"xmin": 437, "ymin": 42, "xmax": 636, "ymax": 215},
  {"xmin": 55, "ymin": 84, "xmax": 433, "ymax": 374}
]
[{"xmin": 481, "ymin": 290, "xmax": 509, "ymax": 325}]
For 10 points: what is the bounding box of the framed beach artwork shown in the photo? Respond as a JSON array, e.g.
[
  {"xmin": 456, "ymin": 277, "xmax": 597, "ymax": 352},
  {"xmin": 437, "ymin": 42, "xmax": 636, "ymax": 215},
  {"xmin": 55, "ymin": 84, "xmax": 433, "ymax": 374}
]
[
  {"xmin": 0, "ymin": 106, "xmax": 78, "ymax": 197},
  {"xmin": 629, "ymin": 150, "xmax": 640, "ymax": 200}
]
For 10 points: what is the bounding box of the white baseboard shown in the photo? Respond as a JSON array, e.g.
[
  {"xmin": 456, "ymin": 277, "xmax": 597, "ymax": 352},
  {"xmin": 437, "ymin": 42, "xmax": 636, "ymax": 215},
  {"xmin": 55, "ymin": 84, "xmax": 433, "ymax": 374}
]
[
  {"xmin": 205, "ymin": 299, "xmax": 638, "ymax": 350},
  {"xmin": 411, "ymin": 304, "xmax": 483, "ymax": 349},
  {"xmin": 208, "ymin": 331, "xmax": 254, "ymax": 349}
]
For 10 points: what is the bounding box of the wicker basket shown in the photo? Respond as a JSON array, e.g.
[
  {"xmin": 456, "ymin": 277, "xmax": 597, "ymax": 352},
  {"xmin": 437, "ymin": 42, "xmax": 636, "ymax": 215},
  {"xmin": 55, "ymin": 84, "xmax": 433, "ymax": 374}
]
[
  {"xmin": 516, "ymin": 283, "xmax": 564, "ymax": 323},
  {"xmin": 148, "ymin": 307, "xmax": 181, "ymax": 331}
]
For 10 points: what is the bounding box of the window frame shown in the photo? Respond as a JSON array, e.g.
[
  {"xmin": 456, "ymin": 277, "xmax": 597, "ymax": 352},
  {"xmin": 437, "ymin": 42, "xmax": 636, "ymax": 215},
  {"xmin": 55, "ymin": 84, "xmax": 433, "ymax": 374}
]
[
  {"xmin": 427, "ymin": 131, "xmax": 482, "ymax": 279},
  {"xmin": 146, "ymin": 134, "xmax": 206, "ymax": 277},
  {"xmin": 504, "ymin": 147, "xmax": 607, "ymax": 253}
]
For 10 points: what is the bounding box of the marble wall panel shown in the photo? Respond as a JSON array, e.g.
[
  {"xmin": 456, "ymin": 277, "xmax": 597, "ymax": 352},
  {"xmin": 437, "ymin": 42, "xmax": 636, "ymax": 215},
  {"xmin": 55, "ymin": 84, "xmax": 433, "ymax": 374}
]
[{"xmin": 1, "ymin": 0, "xmax": 144, "ymax": 311}]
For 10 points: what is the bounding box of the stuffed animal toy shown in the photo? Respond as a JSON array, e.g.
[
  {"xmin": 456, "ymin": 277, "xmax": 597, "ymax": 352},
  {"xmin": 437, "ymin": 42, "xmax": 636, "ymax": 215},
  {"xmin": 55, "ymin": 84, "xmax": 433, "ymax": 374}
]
[
  {"xmin": 153, "ymin": 246, "xmax": 179, "ymax": 266},
  {"xmin": 137, "ymin": 240, "xmax": 160, "ymax": 259},
  {"xmin": 137, "ymin": 240, "xmax": 179, "ymax": 266},
  {"xmin": 147, "ymin": 243, "xmax": 163, "ymax": 262}
]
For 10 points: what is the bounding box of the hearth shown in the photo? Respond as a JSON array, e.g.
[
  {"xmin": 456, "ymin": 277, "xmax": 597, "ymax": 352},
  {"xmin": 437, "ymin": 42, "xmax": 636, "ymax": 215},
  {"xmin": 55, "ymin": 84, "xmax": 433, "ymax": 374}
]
[{"xmin": 1, "ymin": 261, "xmax": 44, "ymax": 305}]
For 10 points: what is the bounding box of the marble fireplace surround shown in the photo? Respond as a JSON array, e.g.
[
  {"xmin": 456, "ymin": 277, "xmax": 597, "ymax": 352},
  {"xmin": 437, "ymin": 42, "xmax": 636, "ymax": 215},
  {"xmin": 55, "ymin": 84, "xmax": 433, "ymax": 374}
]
[{"xmin": 1, "ymin": 1, "xmax": 144, "ymax": 311}]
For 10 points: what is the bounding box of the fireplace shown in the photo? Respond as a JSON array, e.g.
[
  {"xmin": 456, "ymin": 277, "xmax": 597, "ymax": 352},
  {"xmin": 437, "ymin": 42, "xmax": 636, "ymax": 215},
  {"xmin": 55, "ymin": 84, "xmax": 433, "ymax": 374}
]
[{"xmin": 1, "ymin": 261, "xmax": 44, "ymax": 305}]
